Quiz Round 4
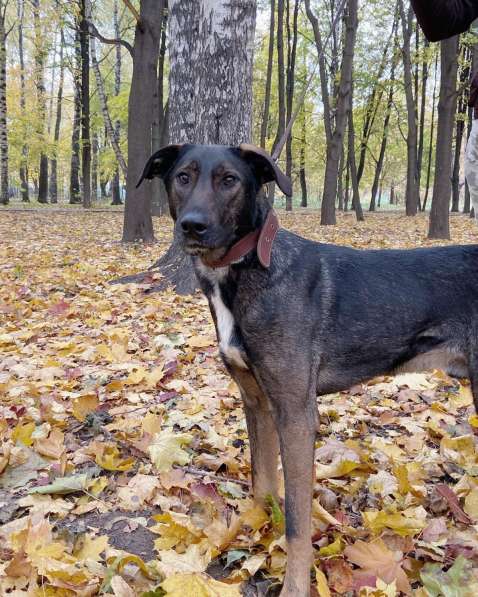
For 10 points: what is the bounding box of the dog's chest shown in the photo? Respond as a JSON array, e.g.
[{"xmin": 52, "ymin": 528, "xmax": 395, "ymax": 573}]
[{"xmin": 210, "ymin": 286, "xmax": 248, "ymax": 369}]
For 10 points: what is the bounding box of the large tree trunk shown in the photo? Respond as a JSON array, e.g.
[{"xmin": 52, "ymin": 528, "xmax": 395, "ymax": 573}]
[
  {"xmin": 81, "ymin": 0, "xmax": 91, "ymax": 208},
  {"xmin": 33, "ymin": 0, "xmax": 48, "ymax": 203},
  {"xmin": 49, "ymin": 28, "xmax": 65, "ymax": 204},
  {"xmin": 260, "ymin": 0, "xmax": 275, "ymax": 148},
  {"xmin": 0, "ymin": 3, "xmax": 8, "ymax": 205},
  {"xmin": 17, "ymin": 0, "xmax": 29, "ymax": 202},
  {"xmin": 122, "ymin": 0, "xmax": 164, "ymax": 242},
  {"xmin": 70, "ymin": 29, "xmax": 81, "ymax": 204},
  {"xmin": 299, "ymin": 108, "xmax": 307, "ymax": 207},
  {"xmin": 428, "ymin": 36, "xmax": 459, "ymax": 239},
  {"xmin": 399, "ymin": 0, "xmax": 419, "ymax": 216},
  {"xmin": 272, "ymin": 0, "xmax": 286, "ymax": 153},
  {"xmin": 141, "ymin": 0, "xmax": 257, "ymax": 294}
]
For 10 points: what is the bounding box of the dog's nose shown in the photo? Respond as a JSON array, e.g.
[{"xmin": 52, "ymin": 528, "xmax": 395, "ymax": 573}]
[{"xmin": 180, "ymin": 212, "xmax": 209, "ymax": 238}]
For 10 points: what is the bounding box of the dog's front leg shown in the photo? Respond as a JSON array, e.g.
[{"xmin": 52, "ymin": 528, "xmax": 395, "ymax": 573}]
[
  {"xmin": 264, "ymin": 379, "xmax": 317, "ymax": 597},
  {"xmin": 232, "ymin": 367, "xmax": 280, "ymax": 503}
]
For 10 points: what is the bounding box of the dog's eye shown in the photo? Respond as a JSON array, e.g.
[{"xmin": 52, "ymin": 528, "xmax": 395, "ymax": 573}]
[
  {"xmin": 223, "ymin": 175, "xmax": 237, "ymax": 187},
  {"xmin": 176, "ymin": 172, "xmax": 190, "ymax": 185}
]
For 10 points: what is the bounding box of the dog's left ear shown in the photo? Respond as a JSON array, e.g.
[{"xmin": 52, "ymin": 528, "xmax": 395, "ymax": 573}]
[
  {"xmin": 136, "ymin": 144, "xmax": 183, "ymax": 188},
  {"xmin": 239, "ymin": 143, "xmax": 292, "ymax": 197}
]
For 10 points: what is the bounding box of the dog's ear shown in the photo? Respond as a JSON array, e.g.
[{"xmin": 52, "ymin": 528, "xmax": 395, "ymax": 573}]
[
  {"xmin": 239, "ymin": 143, "xmax": 292, "ymax": 197},
  {"xmin": 136, "ymin": 144, "xmax": 183, "ymax": 188}
]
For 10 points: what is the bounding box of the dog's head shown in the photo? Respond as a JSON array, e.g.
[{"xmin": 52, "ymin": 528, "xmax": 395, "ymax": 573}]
[{"xmin": 137, "ymin": 144, "xmax": 291, "ymax": 259}]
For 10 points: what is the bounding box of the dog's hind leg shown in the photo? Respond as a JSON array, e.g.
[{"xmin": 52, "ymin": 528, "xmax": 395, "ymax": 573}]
[
  {"xmin": 467, "ymin": 348, "xmax": 478, "ymax": 413},
  {"xmin": 232, "ymin": 367, "xmax": 280, "ymax": 503}
]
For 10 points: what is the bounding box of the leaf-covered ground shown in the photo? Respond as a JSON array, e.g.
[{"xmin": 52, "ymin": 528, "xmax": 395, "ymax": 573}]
[{"xmin": 1, "ymin": 210, "xmax": 478, "ymax": 596}]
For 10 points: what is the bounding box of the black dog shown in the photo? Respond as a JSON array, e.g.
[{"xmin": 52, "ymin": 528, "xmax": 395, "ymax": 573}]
[{"xmin": 138, "ymin": 143, "xmax": 478, "ymax": 596}]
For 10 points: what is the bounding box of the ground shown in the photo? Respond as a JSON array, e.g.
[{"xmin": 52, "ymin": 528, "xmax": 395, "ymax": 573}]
[{"xmin": 1, "ymin": 209, "xmax": 478, "ymax": 596}]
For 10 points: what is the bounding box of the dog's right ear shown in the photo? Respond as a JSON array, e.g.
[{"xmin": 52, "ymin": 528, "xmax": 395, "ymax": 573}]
[{"xmin": 136, "ymin": 144, "xmax": 183, "ymax": 188}]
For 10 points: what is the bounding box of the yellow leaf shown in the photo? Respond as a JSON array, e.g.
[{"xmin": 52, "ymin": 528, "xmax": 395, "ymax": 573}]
[
  {"xmin": 469, "ymin": 415, "xmax": 478, "ymax": 429},
  {"xmin": 95, "ymin": 444, "xmax": 135, "ymax": 471},
  {"xmin": 146, "ymin": 366, "xmax": 165, "ymax": 388},
  {"xmin": 151, "ymin": 511, "xmax": 202, "ymax": 551},
  {"xmin": 12, "ymin": 421, "xmax": 36, "ymax": 446},
  {"xmin": 110, "ymin": 575, "xmax": 137, "ymax": 597},
  {"xmin": 125, "ymin": 367, "xmax": 147, "ymax": 385},
  {"xmin": 363, "ymin": 510, "xmax": 426, "ymax": 537},
  {"xmin": 464, "ymin": 488, "xmax": 478, "ymax": 520},
  {"xmin": 142, "ymin": 412, "xmax": 163, "ymax": 436},
  {"xmin": 148, "ymin": 429, "xmax": 192, "ymax": 472},
  {"xmin": 156, "ymin": 541, "xmax": 213, "ymax": 577},
  {"xmin": 72, "ymin": 394, "xmax": 99, "ymax": 422},
  {"xmin": 318, "ymin": 536, "xmax": 343, "ymax": 557},
  {"xmin": 315, "ymin": 567, "xmax": 331, "ymax": 597},
  {"xmin": 161, "ymin": 572, "xmax": 241, "ymax": 596},
  {"xmin": 316, "ymin": 459, "xmax": 360, "ymax": 480},
  {"xmin": 239, "ymin": 502, "xmax": 269, "ymax": 531},
  {"xmin": 75, "ymin": 534, "xmax": 108, "ymax": 562}
]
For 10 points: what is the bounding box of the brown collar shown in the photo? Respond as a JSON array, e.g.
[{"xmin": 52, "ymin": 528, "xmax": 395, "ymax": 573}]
[{"xmin": 207, "ymin": 210, "xmax": 280, "ymax": 269}]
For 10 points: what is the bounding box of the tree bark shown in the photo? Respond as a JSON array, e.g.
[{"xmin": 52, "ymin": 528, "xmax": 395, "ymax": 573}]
[
  {"xmin": 122, "ymin": 0, "xmax": 164, "ymax": 242},
  {"xmin": 49, "ymin": 28, "xmax": 65, "ymax": 204},
  {"xmin": 272, "ymin": 0, "xmax": 286, "ymax": 154},
  {"xmin": 0, "ymin": 2, "xmax": 8, "ymax": 205},
  {"xmin": 428, "ymin": 35, "xmax": 459, "ymax": 239},
  {"xmin": 284, "ymin": 0, "xmax": 298, "ymax": 211},
  {"xmin": 299, "ymin": 108, "xmax": 307, "ymax": 207},
  {"xmin": 348, "ymin": 100, "xmax": 364, "ymax": 221},
  {"xmin": 33, "ymin": 0, "xmax": 48, "ymax": 203},
  {"xmin": 423, "ymin": 55, "xmax": 438, "ymax": 211},
  {"xmin": 111, "ymin": 0, "xmax": 122, "ymax": 205},
  {"xmin": 18, "ymin": 0, "xmax": 29, "ymax": 202},
  {"xmin": 451, "ymin": 43, "xmax": 469, "ymax": 212},
  {"xmin": 140, "ymin": 0, "xmax": 257, "ymax": 293},
  {"xmin": 260, "ymin": 0, "xmax": 275, "ymax": 149},
  {"xmin": 399, "ymin": 0, "xmax": 419, "ymax": 216},
  {"xmin": 80, "ymin": 0, "xmax": 91, "ymax": 208},
  {"xmin": 417, "ymin": 38, "xmax": 430, "ymax": 196},
  {"xmin": 70, "ymin": 29, "xmax": 81, "ymax": 204}
]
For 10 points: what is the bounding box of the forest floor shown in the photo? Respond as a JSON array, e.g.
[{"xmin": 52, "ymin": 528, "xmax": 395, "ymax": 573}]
[{"xmin": 1, "ymin": 209, "xmax": 478, "ymax": 597}]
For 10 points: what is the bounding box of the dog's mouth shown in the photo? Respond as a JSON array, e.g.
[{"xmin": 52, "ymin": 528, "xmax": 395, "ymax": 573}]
[{"xmin": 183, "ymin": 242, "xmax": 211, "ymax": 256}]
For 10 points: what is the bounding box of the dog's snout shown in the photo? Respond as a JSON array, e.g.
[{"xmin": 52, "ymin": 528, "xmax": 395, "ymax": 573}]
[{"xmin": 180, "ymin": 211, "xmax": 209, "ymax": 238}]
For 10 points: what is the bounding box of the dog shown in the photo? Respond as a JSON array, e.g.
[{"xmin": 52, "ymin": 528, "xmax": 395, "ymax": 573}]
[{"xmin": 138, "ymin": 143, "xmax": 478, "ymax": 596}]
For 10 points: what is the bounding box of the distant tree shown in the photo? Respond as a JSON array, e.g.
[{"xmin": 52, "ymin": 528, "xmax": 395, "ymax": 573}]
[
  {"xmin": 80, "ymin": 0, "xmax": 91, "ymax": 208},
  {"xmin": 0, "ymin": 0, "xmax": 10, "ymax": 205},
  {"xmin": 49, "ymin": 28, "xmax": 65, "ymax": 204},
  {"xmin": 17, "ymin": 0, "xmax": 29, "ymax": 202},
  {"xmin": 32, "ymin": 0, "xmax": 48, "ymax": 203}
]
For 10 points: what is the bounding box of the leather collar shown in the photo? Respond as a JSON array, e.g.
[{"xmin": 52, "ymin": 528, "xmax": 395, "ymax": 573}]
[{"xmin": 206, "ymin": 210, "xmax": 280, "ymax": 269}]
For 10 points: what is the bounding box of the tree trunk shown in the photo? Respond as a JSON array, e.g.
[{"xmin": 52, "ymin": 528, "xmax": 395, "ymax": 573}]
[
  {"xmin": 272, "ymin": 0, "xmax": 286, "ymax": 154},
  {"xmin": 49, "ymin": 28, "xmax": 65, "ymax": 204},
  {"xmin": 89, "ymin": 21, "xmax": 127, "ymax": 178},
  {"xmin": 399, "ymin": 0, "xmax": 419, "ymax": 216},
  {"xmin": 428, "ymin": 35, "xmax": 459, "ymax": 239},
  {"xmin": 70, "ymin": 29, "xmax": 81, "ymax": 204},
  {"xmin": 141, "ymin": 0, "xmax": 257, "ymax": 293},
  {"xmin": 299, "ymin": 108, "xmax": 307, "ymax": 207},
  {"xmin": 151, "ymin": 2, "xmax": 169, "ymax": 215},
  {"xmin": 260, "ymin": 0, "xmax": 275, "ymax": 148},
  {"xmin": 348, "ymin": 101, "xmax": 364, "ymax": 221},
  {"xmin": 319, "ymin": 0, "xmax": 358, "ymax": 225},
  {"xmin": 423, "ymin": 55, "xmax": 438, "ymax": 211},
  {"xmin": 18, "ymin": 0, "xmax": 29, "ymax": 202},
  {"xmin": 284, "ymin": 0, "xmax": 298, "ymax": 211},
  {"xmin": 91, "ymin": 130, "xmax": 98, "ymax": 202},
  {"xmin": 111, "ymin": 0, "xmax": 122, "ymax": 205},
  {"xmin": 464, "ymin": 105, "xmax": 473, "ymax": 213},
  {"xmin": 33, "ymin": 0, "xmax": 48, "ymax": 203},
  {"xmin": 451, "ymin": 43, "xmax": 469, "ymax": 212},
  {"xmin": 0, "ymin": 3, "xmax": 8, "ymax": 205},
  {"xmin": 417, "ymin": 39, "xmax": 430, "ymax": 196},
  {"xmin": 122, "ymin": 0, "xmax": 164, "ymax": 242},
  {"xmin": 80, "ymin": 0, "xmax": 91, "ymax": 208}
]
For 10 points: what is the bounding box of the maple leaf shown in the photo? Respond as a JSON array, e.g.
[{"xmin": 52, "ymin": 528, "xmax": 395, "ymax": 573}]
[
  {"xmin": 161, "ymin": 572, "xmax": 241, "ymax": 596},
  {"xmin": 344, "ymin": 538, "xmax": 411, "ymax": 594},
  {"xmin": 148, "ymin": 429, "xmax": 193, "ymax": 472}
]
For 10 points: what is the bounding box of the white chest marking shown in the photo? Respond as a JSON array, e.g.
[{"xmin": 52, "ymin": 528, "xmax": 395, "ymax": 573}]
[{"xmin": 210, "ymin": 285, "xmax": 248, "ymax": 369}]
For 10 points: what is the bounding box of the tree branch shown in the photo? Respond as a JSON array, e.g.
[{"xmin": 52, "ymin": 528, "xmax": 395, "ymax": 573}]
[
  {"xmin": 122, "ymin": 0, "xmax": 143, "ymax": 31},
  {"xmin": 87, "ymin": 21, "xmax": 133, "ymax": 57}
]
